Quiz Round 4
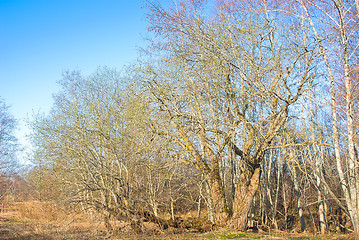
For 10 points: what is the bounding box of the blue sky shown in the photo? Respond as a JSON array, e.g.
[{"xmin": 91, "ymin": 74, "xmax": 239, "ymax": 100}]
[{"xmin": 0, "ymin": 0, "xmax": 170, "ymax": 162}]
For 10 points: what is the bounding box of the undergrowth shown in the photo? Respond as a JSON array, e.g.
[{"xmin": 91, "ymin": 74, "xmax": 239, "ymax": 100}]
[{"xmin": 0, "ymin": 201, "xmax": 356, "ymax": 240}]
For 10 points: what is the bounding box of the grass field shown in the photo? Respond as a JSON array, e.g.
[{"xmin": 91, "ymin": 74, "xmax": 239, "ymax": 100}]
[{"xmin": 0, "ymin": 201, "xmax": 355, "ymax": 240}]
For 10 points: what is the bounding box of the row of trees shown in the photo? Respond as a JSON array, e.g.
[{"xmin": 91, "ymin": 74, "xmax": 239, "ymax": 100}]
[{"xmin": 28, "ymin": 0, "xmax": 359, "ymax": 237}]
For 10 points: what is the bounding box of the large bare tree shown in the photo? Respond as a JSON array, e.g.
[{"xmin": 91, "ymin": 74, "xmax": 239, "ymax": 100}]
[{"xmin": 143, "ymin": 0, "xmax": 319, "ymax": 230}]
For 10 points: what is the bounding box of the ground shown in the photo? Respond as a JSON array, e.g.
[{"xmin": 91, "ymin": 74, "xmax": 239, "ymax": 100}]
[{"xmin": 0, "ymin": 202, "xmax": 355, "ymax": 239}]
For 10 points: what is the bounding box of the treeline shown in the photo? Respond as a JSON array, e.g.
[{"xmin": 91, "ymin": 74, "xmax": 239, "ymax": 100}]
[{"xmin": 25, "ymin": 0, "xmax": 359, "ymax": 236}]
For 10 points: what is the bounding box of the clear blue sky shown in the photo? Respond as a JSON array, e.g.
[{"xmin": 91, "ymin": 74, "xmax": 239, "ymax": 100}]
[{"xmin": 0, "ymin": 0, "xmax": 170, "ymax": 162}]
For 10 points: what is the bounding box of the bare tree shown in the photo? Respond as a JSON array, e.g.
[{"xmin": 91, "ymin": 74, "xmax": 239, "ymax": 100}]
[
  {"xmin": 143, "ymin": 0, "xmax": 319, "ymax": 230},
  {"xmin": 0, "ymin": 98, "xmax": 19, "ymax": 209},
  {"xmin": 0, "ymin": 98, "xmax": 18, "ymax": 175},
  {"xmin": 291, "ymin": 0, "xmax": 359, "ymax": 236}
]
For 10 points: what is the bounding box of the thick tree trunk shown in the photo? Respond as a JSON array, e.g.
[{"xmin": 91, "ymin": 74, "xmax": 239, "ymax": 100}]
[
  {"xmin": 204, "ymin": 179, "xmax": 215, "ymax": 223},
  {"xmin": 231, "ymin": 167, "xmax": 261, "ymax": 231},
  {"xmin": 206, "ymin": 172, "xmax": 230, "ymax": 225}
]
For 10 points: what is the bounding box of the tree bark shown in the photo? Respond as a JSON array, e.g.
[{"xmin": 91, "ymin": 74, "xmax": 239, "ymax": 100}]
[
  {"xmin": 231, "ymin": 167, "xmax": 261, "ymax": 231},
  {"xmin": 288, "ymin": 161, "xmax": 306, "ymax": 232},
  {"xmin": 206, "ymin": 171, "xmax": 230, "ymax": 225},
  {"xmin": 204, "ymin": 179, "xmax": 215, "ymax": 224}
]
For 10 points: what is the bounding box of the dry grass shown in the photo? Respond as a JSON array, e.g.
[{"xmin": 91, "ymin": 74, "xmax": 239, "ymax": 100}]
[
  {"xmin": 0, "ymin": 201, "xmax": 109, "ymax": 239},
  {"xmin": 0, "ymin": 201, "xmax": 356, "ymax": 239}
]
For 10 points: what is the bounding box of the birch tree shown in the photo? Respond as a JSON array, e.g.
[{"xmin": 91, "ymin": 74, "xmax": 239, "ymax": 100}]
[{"xmin": 290, "ymin": 0, "xmax": 359, "ymax": 235}]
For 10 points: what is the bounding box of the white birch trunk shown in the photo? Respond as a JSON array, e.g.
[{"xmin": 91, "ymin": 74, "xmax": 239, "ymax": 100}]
[{"xmin": 299, "ymin": 1, "xmax": 357, "ymax": 235}]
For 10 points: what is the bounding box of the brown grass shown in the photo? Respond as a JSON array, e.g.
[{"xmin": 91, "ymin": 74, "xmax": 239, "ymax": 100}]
[
  {"xmin": 0, "ymin": 201, "xmax": 109, "ymax": 239},
  {"xmin": 0, "ymin": 201, "xmax": 356, "ymax": 239}
]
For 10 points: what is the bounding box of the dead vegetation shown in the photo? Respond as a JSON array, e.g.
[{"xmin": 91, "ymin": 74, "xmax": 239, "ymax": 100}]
[
  {"xmin": 0, "ymin": 201, "xmax": 356, "ymax": 240},
  {"xmin": 0, "ymin": 201, "xmax": 108, "ymax": 239}
]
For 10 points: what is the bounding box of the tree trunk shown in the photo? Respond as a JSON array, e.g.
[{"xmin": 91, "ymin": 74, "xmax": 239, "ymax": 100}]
[
  {"xmin": 289, "ymin": 162, "xmax": 306, "ymax": 232},
  {"xmin": 317, "ymin": 174, "xmax": 327, "ymax": 233},
  {"xmin": 231, "ymin": 167, "xmax": 261, "ymax": 231},
  {"xmin": 272, "ymin": 158, "xmax": 281, "ymax": 230},
  {"xmin": 197, "ymin": 194, "xmax": 202, "ymax": 219},
  {"xmin": 206, "ymin": 171, "xmax": 230, "ymax": 225},
  {"xmin": 316, "ymin": 158, "xmax": 327, "ymax": 234},
  {"xmin": 170, "ymin": 198, "xmax": 175, "ymax": 221},
  {"xmin": 204, "ymin": 179, "xmax": 215, "ymax": 223},
  {"xmin": 342, "ymin": 42, "xmax": 359, "ymax": 238}
]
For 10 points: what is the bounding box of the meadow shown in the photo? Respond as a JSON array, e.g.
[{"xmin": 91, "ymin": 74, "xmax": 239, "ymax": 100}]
[{"xmin": 0, "ymin": 201, "xmax": 354, "ymax": 240}]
